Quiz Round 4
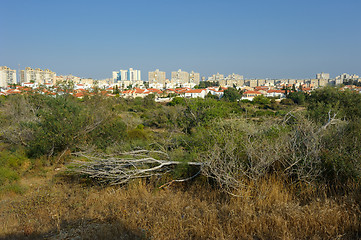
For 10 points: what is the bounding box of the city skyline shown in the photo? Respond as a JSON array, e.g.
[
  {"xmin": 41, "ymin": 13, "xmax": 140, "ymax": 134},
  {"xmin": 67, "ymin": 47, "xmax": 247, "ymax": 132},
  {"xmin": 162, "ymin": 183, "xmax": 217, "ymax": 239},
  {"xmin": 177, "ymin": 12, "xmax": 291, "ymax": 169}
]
[
  {"xmin": 1, "ymin": 0, "xmax": 360, "ymax": 79},
  {"xmin": 1, "ymin": 65, "xmax": 360, "ymax": 82}
]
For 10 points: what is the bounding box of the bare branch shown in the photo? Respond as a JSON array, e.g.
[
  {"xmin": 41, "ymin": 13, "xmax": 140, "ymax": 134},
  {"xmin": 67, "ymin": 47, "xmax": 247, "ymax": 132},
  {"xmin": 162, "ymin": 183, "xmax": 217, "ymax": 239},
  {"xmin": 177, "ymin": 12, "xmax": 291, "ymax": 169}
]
[{"xmin": 69, "ymin": 151, "xmax": 201, "ymax": 185}]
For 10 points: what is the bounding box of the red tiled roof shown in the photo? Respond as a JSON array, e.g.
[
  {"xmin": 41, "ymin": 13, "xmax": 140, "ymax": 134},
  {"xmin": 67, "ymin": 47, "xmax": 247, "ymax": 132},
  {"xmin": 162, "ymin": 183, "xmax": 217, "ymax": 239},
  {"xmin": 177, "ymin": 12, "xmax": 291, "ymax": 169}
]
[
  {"xmin": 74, "ymin": 92, "xmax": 85, "ymax": 98},
  {"xmin": 146, "ymin": 88, "xmax": 162, "ymax": 94},
  {"xmin": 186, "ymin": 89, "xmax": 206, "ymax": 93},
  {"xmin": 243, "ymin": 90, "xmax": 262, "ymax": 95},
  {"xmin": 135, "ymin": 88, "xmax": 146, "ymax": 94},
  {"xmin": 122, "ymin": 90, "xmax": 134, "ymax": 94},
  {"xmin": 267, "ymin": 89, "xmax": 285, "ymax": 93}
]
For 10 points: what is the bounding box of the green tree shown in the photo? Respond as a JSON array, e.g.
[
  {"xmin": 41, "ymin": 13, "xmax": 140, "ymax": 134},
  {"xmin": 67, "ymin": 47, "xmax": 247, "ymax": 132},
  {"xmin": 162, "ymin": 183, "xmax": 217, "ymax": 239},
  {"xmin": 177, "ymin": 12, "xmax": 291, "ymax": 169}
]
[
  {"xmin": 143, "ymin": 94, "xmax": 156, "ymax": 108},
  {"xmin": 205, "ymin": 92, "xmax": 219, "ymax": 99},
  {"xmin": 113, "ymin": 85, "xmax": 120, "ymax": 94},
  {"xmin": 307, "ymin": 86, "xmax": 361, "ymax": 122},
  {"xmin": 252, "ymin": 95, "xmax": 270, "ymax": 105},
  {"xmin": 287, "ymin": 91, "xmax": 306, "ymax": 105},
  {"xmin": 222, "ymin": 88, "xmax": 241, "ymax": 102}
]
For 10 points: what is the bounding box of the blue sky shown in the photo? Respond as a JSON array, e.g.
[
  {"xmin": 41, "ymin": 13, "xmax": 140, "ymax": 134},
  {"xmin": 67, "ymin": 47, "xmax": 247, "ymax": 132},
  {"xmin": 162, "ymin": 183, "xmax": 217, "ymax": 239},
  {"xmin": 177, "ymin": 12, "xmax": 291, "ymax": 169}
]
[{"xmin": 1, "ymin": 0, "xmax": 360, "ymax": 79}]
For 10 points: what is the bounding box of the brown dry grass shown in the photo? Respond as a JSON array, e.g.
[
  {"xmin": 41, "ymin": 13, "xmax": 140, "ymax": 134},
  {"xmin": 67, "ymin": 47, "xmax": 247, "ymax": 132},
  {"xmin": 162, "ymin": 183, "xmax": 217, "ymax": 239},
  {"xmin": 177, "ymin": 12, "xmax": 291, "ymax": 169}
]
[{"xmin": 0, "ymin": 174, "xmax": 360, "ymax": 240}]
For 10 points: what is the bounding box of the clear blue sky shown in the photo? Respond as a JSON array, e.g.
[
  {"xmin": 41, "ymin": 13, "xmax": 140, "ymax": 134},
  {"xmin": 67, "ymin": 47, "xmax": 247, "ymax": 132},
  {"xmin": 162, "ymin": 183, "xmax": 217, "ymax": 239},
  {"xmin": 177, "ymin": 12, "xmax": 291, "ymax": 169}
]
[{"xmin": 1, "ymin": 0, "xmax": 360, "ymax": 79}]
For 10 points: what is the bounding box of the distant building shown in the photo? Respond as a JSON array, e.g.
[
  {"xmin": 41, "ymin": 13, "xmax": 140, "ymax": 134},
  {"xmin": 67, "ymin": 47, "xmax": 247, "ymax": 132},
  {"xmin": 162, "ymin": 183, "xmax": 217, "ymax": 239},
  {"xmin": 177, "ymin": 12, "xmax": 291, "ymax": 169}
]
[
  {"xmin": 245, "ymin": 79, "xmax": 257, "ymax": 88},
  {"xmin": 113, "ymin": 68, "xmax": 142, "ymax": 88},
  {"xmin": 113, "ymin": 68, "xmax": 141, "ymax": 82},
  {"xmin": 207, "ymin": 73, "xmax": 224, "ymax": 82},
  {"xmin": 189, "ymin": 71, "xmax": 200, "ymax": 85},
  {"xmin": 241, "ymin": 90, "xmax": 262, "ymax": 101},
  {"xmin": 318, "ymin": 79, "xmax": 329, "ymax": 87},
  {"xmin": 148, "ymin": 69, "xmax": 166, "ymax": 86},
  {"xmin": 20, "ymin": 67, "xmax": 56, "ymax": 84},
  {"xmin": 184, "ymin": 89, "xmax": 207, "ymax": 98},
  {"xmin": 0, "ymin": 66, "xmax": 17, "ymax": 88},
  {"xmin": 225, "ymin": 73, "xmax": 244, "ymax": 87},
  {"xmin": 316, "ymin": 72, "xmax": 330, "ymax": 80},
  {"xmin": 171, "ymin": 69, "xmax": 189, "ymax": 85},
  {"xmin": 257, "ymin": 79, "xmax": 266, "ymax": 86},
  {"xmin": 336, "ymin": 73, "xmax": 359, "ymax": 82}
]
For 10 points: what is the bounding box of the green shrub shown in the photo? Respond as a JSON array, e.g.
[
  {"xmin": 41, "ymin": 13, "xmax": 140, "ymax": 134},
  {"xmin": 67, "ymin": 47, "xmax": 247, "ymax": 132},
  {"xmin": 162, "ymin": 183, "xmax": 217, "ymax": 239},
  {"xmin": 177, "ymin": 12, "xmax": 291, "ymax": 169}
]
[
  {"xmin": 222, "ymin": 88, "xmax": 242, "ymax": 102},
  {"xmin": 253, "ymin": 95, "xmax": 270, "ymax": 105},
  {"xmin": 287, "ymin": 91, "xmax": 306, "ymax": 105},
  {"xmin": 281, "ymin": 98, "xmax": 294, "ymax": 105},
  {"xmin": 0, "ymin": 167, "xmax": 19, "ymax": 186},
  {"xmin": 307, "ymin": 87, "xmax": 361, "ymax": 122}
]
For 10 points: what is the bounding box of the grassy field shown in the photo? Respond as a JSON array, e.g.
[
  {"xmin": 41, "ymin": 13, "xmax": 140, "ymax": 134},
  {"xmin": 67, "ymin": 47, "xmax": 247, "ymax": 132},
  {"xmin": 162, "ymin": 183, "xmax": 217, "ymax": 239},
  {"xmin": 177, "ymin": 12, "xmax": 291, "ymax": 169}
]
[{"xmin": 1, "ymin": 171, "xmax": 360, "ymax": 240}]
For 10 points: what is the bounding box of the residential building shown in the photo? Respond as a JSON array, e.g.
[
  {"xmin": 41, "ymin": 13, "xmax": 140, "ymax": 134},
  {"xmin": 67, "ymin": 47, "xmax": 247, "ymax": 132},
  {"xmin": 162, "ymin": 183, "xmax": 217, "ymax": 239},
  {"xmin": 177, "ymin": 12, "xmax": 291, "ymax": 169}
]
[
  {"xmin": 266, "ymin": 89, "xmax": 285, "ymax": 98},
  {"xmin": 207, "ymin": 73, "xmax": 224, "ymax": 82},
  {"xmin": 184, "ymin": 89, "xmax": 207, "ymax": 98},
  {"xmin": 310, "ymin": 79, "xmax": 319, "ymax": 88},
  {"xmin": 148, "ymin": 69, "xmax": 166, "ymax": 86},
  {"xmin": 113, "ymin": 68, "xmax": 141, "ymax": 82},
  {"xmin": 20, "ymin": 67, "xmax": 56, "ymax": 84},
  {"xmin": 241, "ymin": 90, "xmax": 262, "ymax": 101},
  {"xmin": 0, "ymin": 66, "xmax": 17, "ymax": 88},
  {"xmin": 245, "ymin": 79, "xmax": 257, "ymax": 88},
  {"xmin": 257, "ymin": 79, "xmax": 266, "ymax": 86},
  {"xmin": 171, "ymin": 69, "xmax": 189, "ymax": 85},
  {"xmin": 318, "ymin": 79, "xmax": 329, "ymax": 87},
  {"xmin": 189, "ymin": 71, "xmax": 200, "ymax": 85},
  {"xmin": 225, "ymin": 73, "xmax": 244, "ymax": 87},
  {"xmin": 264, "ymin": 79, "xmax": 275, "ymax": 86},
  {"xmin": 316, "ymin": 72, "xmax": 330, "ymax": 80},
  {"xmin": 113, "ymin": 68, "xmax": 142, "ymax": 88},
  {"xmin": 336, "ymin": 73, "xmax": 360, "ymax": 82}
]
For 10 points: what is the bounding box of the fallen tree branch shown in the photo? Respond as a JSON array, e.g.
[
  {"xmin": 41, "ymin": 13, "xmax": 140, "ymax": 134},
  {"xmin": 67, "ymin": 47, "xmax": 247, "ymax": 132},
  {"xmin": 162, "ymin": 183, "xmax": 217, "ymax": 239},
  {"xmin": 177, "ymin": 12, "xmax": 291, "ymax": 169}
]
[{"xmin": 69, "ymin": 151, "xmax": 202, "ymax": 185}]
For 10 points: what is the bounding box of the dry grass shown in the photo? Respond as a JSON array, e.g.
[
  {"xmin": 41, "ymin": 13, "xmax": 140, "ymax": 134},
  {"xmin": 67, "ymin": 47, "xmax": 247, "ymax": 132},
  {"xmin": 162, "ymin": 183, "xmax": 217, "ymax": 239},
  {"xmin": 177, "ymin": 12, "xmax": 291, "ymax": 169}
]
[{"xmin": 0, "ymin": 174, "xmax": 360, "ymax": 240}]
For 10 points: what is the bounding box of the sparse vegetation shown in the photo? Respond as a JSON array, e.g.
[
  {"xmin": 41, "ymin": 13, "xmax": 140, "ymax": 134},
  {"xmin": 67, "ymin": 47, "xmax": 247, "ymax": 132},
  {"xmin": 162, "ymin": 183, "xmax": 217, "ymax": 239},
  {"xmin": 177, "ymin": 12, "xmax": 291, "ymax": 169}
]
[{"xmin": 0, "ymin": 87, "xmax": 361, "ymax": 239}]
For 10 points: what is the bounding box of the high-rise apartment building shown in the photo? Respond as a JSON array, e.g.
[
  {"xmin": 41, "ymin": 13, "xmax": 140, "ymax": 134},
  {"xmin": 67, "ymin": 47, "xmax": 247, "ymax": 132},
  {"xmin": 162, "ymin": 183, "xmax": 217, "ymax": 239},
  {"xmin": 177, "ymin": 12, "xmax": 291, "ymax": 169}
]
[
  {"xmin": 148, "ymin": 69, "xmax": 166, "ymax": 85},
  {"xmin": 316, "ymin": 72, "xmax": 330, "ymax": 80},
  {"xmin": 0, "ymin": 66, "xmax": 17, "ymax": 88},
  {"xmin": 336, "ymin": 73, "xmax": 359, "ymax": 81},
  {"xmin": 112, "ymin": 68, "xmax": 142, "ymax": 89},
  {"xmin": 171, "ymin": 69, "xmax": 189, "ymax": 85},
  {"xmin": 207, "ymin": 73, "xmax": 224, "ymax": 82},
  {"xmin": 189, "ymin": 71, "xmax": 200, "ymax": 85},
  {"xmin": 113, "ymin": 68, "xmax": 141, "ymax": 82},
  {"xmin": 225, "ymin": 73, "xmax": 244, "ymax": 87},
  {"xmin": 20, "ymin": 67, "xmax": 56, "ymax": 84}
]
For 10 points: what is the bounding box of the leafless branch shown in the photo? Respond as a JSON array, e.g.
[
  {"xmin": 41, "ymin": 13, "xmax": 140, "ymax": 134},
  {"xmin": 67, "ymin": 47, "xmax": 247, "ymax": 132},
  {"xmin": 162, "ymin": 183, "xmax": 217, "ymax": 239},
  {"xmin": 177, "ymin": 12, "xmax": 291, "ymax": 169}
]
[{"xmin": 69, "ymin": 151, "xmax": 201, "ymax": 185}]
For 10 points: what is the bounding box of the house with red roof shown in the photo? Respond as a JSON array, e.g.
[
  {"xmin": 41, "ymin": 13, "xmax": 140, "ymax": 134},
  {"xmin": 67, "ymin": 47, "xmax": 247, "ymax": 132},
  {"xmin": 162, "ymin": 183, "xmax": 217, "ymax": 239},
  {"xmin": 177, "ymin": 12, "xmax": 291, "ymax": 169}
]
[
  {"xmin": 207, "ymin": 87, "xmax": 224, "ymax": 98},
  {"xmin": 184, "ymin": 89, "xmax": 207, "ymax": 98},
  {"xmin": 241, "ymin": 90, "xmax": 263, "ymax": 101},
  {"xmin": 266, "ymin": 89, "xmax": 286, "ymax": 98},
  {"xmin": 146, "ymin": 88, "xmax": 163, "ymax": 95}
]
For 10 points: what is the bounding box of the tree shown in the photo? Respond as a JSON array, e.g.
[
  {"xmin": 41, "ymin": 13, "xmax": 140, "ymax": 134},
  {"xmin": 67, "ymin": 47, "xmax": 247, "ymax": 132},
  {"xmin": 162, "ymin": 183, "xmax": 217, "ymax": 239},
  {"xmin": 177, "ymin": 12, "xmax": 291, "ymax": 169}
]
[
  {"xmin": 307, "ymin": 86, "xmax": 361, "ymax": 122},
  {"xmin": 222, "ymin": 88, "xmax": 241, "ymax": 102},
  {"xmin": 252, "ymin": 95, "xmax": 270, "ymax": 105},
  {"xmin": 287, "ymin": 91, "xmax": 306, "ymax": 105},
  {"xmin": 143, "ymin": 94, "xmax": 156, "ymax": 108},
  {"xmin": 113, "ymin": 85, "xmax": 120, "ymax": 94},
  {"xmin": 205, "ymin": 92, "xmax": 219, "ymax": 99},
  {"xmin": 195, "ymin": 81, "xmax": 219, "ymax": 89}
]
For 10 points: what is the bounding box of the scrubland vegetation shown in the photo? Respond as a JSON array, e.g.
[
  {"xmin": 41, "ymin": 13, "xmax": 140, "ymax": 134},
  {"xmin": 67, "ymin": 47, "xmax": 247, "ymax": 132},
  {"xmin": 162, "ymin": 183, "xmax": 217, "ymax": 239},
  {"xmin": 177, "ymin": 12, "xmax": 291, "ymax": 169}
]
[{"xmin": 1, "ymin": 87, "xmax": 361, "ymax": 239}]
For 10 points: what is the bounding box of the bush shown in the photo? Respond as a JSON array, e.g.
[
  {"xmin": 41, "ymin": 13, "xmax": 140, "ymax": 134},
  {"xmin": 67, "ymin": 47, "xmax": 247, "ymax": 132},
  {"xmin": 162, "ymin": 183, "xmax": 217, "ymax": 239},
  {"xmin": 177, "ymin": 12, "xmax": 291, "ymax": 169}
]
[
  {"xmin": 280, "ymin": 98, "xmax": 294, "ymax": 105},
  {"xmin": 253, "ymin": 95, "xmax": 270, "ymax": 105},
  {"xmin": 222, "ymin": 88, "xmax": 242, "ymax": 102},
  {"xmin": 307, "ymin": 87, "xmax": 361, "ymax": 122},
  {"xmin": 287, "ymin": 91, "xmax": 306, "ymax": 105},
  {"xmin": 27, "ymin": 96, "xmax": 91, "ymax": 158},
  {"xmin": 167, "ymin": 97, "xmax": 185, "ymax": 106}
]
